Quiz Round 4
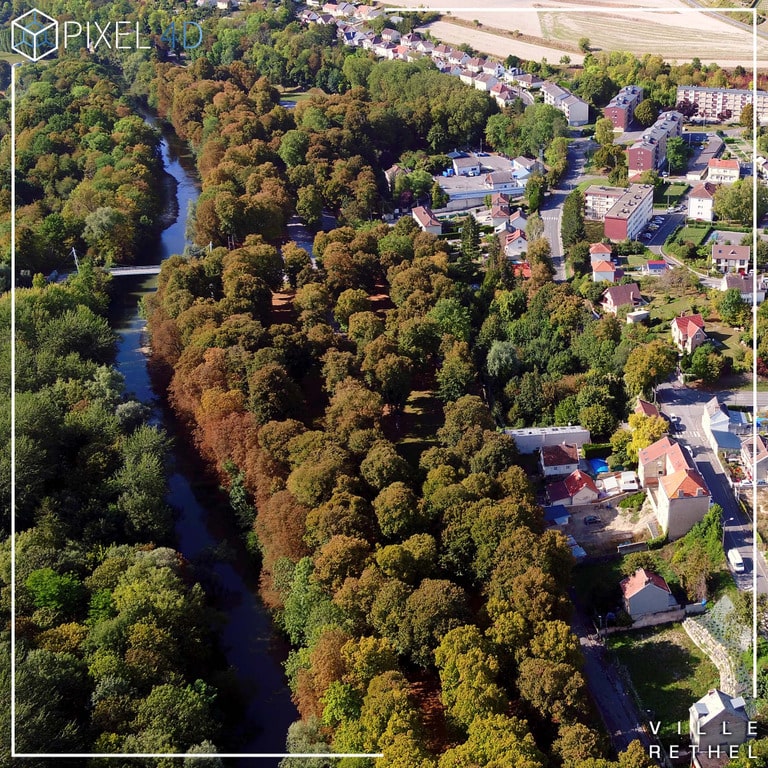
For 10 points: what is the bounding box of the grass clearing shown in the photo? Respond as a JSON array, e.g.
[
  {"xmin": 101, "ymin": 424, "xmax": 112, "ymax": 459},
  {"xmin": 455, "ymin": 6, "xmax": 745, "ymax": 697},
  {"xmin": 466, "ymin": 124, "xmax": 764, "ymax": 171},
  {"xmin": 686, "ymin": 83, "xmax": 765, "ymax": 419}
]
[
  {"xmin": 656, "ymin": 183, "xmax": 689, "ymax": 206},
  {"xmin": 677, "ymin": 226, "xmax": 711, "ymax": 246},
  {"xmin": 609, "ymin": 625, "xmax": 719, "ymax": 742},
  {"xmin": 397, "ymin": 389, "xmax": 442, "ymax": 464}
]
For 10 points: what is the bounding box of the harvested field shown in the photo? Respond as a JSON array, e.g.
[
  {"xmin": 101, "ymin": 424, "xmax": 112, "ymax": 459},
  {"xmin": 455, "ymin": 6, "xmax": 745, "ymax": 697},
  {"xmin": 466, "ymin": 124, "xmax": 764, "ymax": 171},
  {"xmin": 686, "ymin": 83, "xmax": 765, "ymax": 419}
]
[{"xmin": 396, "ymin": 0, "xmax": 768, "ymax": 67}]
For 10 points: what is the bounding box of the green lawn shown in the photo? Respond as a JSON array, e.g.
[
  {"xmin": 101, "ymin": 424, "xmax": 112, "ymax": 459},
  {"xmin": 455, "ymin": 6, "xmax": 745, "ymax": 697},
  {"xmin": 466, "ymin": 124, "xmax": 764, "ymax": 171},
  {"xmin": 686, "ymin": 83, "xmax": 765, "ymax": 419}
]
[
  {"xmin": 584, "ymin": 220, "xmax": 604, "ymax": 243},
  {"xmin": 609, "ymin": 625, "xmax": 720, "ymax": 743},
  {"xmin": 655, "ymin": 183, "xmax": 690, "ymax": 206},
  {"xmin": 677, "ymin": 226, "xmax": 711, "ymax": 246}
]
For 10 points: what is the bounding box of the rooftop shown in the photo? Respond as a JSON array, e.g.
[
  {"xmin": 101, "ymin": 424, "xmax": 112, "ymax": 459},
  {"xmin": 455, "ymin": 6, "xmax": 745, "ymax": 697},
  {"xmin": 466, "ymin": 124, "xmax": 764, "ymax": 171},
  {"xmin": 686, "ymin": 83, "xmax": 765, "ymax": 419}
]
[{"xmin": 620, "ymin": 568, "xmax": 671, "ymax": 599}]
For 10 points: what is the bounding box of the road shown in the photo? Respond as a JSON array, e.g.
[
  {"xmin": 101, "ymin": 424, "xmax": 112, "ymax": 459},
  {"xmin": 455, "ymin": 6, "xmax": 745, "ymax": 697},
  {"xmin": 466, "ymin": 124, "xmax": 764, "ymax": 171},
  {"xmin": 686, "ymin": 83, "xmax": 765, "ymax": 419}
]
[
  {"xmin": 571, "ymin": 598, "xmax": 654, "ymax": 755},
  {"xmin": 542, "ymin": 136, "xmax": 597, "ymax": 281},
  {"xmin": 656, "ymin": 379, "xmax": 768, "ymax": 594}
]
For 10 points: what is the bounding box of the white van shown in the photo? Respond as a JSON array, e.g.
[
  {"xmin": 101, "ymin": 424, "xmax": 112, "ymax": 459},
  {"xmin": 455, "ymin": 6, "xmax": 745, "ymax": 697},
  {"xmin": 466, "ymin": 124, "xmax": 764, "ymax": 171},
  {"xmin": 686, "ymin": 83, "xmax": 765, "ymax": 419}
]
[{"xmin": 727, "ymin": 548, "xmax": 745, "ymax": 573}]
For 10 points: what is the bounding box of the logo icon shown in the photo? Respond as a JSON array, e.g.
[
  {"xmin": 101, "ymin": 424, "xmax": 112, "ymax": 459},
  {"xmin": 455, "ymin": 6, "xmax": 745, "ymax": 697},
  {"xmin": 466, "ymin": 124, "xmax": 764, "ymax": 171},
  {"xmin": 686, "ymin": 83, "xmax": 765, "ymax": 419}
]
[{"xmin": 12, "ymin": 8, "xmax": 58, "ymax": 62}]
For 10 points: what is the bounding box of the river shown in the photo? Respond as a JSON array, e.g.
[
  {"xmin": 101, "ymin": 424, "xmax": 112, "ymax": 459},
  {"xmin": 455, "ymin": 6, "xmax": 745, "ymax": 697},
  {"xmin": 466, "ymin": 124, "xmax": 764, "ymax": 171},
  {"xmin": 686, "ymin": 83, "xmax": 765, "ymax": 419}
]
[{"xmin": 110, "ymin": 117, "xmax": 298, "ymax": 764}]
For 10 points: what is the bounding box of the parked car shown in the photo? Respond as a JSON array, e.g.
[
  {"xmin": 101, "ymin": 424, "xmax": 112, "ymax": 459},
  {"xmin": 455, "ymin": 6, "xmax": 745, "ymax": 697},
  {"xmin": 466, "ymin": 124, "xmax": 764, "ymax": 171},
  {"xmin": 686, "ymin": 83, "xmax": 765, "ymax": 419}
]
[{"xmin": 584, "ymin": 515, "xmax": 602, "ymax": 526}]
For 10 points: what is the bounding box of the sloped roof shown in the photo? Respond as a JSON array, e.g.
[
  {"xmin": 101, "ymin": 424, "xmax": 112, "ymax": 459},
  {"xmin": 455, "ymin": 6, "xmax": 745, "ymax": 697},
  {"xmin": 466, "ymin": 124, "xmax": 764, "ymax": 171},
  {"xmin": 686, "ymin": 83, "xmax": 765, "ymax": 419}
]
[
  {"xmin": 690, "ymin": 689, "xmax": 748, "ymax": 729},
  {"xmin": 541, "ymin": 443, "xmax": 579, "ymax": 467},
  {"xmin": 592, "ymin": 260, "xmax": 616, "ymax": 273},
  {"xmin": 602, "ymin": 283, "xmax": 641, "ymax": 307},
  {"xmin": 742, "ymin": 434, "xmax": 768, "ymax": 465},
  {"xmin": 708, "ymin": 158, "xmax": 739, "ymax": 171},
  {"xmin": 690, "ymin": 181, "xmax": 717, "ymax": 199},
  {"xmin": 564, "ymin": 469, "xmax": 599, "ymax": 496},
  {"xmin": 660, "ymin": 467, "xmax": 709, "ymax": 499},
  {"xmin": 635, "ymin": 399, "xmax": 660, "ymax": 418},
  {"xmin": 589, "ymin": 242, "xmax": 613, "ymax": 254},
  {"xmin": 620, "ymin": 568, "xmax": 671, "ymax": 599}
]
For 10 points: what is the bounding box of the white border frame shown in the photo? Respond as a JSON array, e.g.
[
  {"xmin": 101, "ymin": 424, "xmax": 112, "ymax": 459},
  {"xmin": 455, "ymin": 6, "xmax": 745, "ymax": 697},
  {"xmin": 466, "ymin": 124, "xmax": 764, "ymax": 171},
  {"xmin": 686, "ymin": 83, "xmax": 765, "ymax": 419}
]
[{"xmin": 9, "ymin": 3, "xmax": 762, "ymax": 758}]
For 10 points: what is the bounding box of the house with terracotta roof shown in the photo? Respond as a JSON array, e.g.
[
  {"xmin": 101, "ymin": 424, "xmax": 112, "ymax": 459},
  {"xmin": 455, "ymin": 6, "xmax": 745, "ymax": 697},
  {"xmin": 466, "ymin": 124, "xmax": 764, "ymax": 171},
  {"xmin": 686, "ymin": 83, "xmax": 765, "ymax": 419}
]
[
  {"xmin": 712, "ymin": 244, "xmax": 750, "ymax": 274},
  {"xmin": 620, "ymin": 568, "xmax": 679, "ymax": 617},
  {"xmin": 638, "ymin": 435, "xmax": 710, "ymax": 539},
  {"xmin": 546, "ymin": 469, "xmax": 599, "ymax": 506},
  {"xmin": 657, "ymin": 466, "xmax": 710, "ymax": 539},
  {"xmin": 589, "ymin": 241, "xmax": 613, "ymax": 265},
  {"xmin": 638, "ymin": 435, "xmax": 691, "ymax": 488},
  {"xmin": 707, "ymin": 157, "xmax": 740, "ymax": 184},
  {"xmin": 601, "ymin": 283, "xmax": 642, "ymax": 314},
  {"xmin": 592, "ymin": 260, "xmax": 622, "ymax": 283},
  {"xmin": 688, "ymin": 181, "xmax": 717, "ymax": 222},
  {"xmin": 411, "ymin": 205, "xmax": 442, "ymax": 235},
  {"xmin": 671, "ymin": 313, "xmax": 707, "ymax": 354},
  {"xmin": 635, "ymin": 398, "xmax": 661, "ymax": 418},
  {"xmin": 510, "ymin": 261, "xmax": 532, "ymax": 280},
  {"xmin": 502, "ymin": 229, "xmax": 527, "ymax": 258},
  {"xmin": 690, "ymin": 690, "xmax": 751, "ymax": 768},
  {"xmin": 741, "ymin": 434, "xmax": 768, "ymax": 482},
  {"xmin": 489, "ymin": 193, "xmax": 511, "ymax": 228},
  {"xmin": 540, "ymin": 443, "xmax": 580, "ymax": 477}
]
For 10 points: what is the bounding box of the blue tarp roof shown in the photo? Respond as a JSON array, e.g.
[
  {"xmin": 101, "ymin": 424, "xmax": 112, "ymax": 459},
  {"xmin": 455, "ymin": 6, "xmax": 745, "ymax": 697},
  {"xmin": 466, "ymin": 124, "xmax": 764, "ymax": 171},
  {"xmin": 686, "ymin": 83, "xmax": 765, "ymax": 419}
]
[
  {"xmin": 544, "ymin": 504, "xmax": 571, "ymax": 524},
  {"xmin": 711, "ymin": 430, "xmax": 742, "ymax": 451}
]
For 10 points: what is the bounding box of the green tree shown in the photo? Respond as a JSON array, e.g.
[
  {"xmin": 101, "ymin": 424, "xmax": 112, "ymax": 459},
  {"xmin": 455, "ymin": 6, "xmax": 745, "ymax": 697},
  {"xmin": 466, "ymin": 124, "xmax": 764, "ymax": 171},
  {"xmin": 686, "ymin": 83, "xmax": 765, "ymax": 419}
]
[
  {"xmin": 431, "ymin": 181, "xmax": 449, "ymax": 209},
  {"xmin": 718, "ymin": 287, "xmax": 749, "ymax": 326},
  {"xmin": 334, "ymin": 289, "xmax": 370, "ymax": 330},
  {"xmin": 634, "ymin": 99, "xmax": 659, "ymax": 128},
  {"xmin": 437, "ymin": 342, "xmax": 476, "ymax": 402},
  {"xmin": 740, "ymin": 102, "xmax": 754, "ymax": 128},
  {"xmin": 594, "ymin": 117, "xmax": 615, "ymax": 147},
  {"xmin": 623, "ymin": 340, "xmax": 677, "ymax": 398},
  {"xmin": 688, "ymin": 342, "xmax": 724, "ymax": 383},
  {"xmin": 460, "ymin": 214, "xmax": 481, "ymax": 262},
  {"xmin": 578, "ymin": 37, "xmax": 591, "ymax": 53},
  {"xmin": 666, "ymin": 136, "xmax": 689, "ymax": 174},
  {"xmin": 561, "ymin": 190, "xmax": 585, "ymax": 248},
  {"xmin": 525, "ymin": 173, "xmax": 547, "ymax": 213}
]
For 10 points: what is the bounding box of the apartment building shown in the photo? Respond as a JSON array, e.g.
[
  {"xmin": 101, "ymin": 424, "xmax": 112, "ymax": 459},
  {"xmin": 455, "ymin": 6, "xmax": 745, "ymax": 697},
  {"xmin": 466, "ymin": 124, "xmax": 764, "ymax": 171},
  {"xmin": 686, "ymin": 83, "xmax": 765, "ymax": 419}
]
[
  {"xmin": 604, "ymin": 85, "xmax": 643, "ymax": 131},
  {"xmin": 627, "ymin": 110, "xmax": 684, "ymax": 176},
  {"xmin": 707, "ymin": 157, "xmax": 740, "ymax": 184},
  {"xmin": 676, "ymin": 85, "xmax": 768, "ymax": 124},
  {"xmin": 585, "ymin": 184, "xmax": 654, "ymax": 241},
  {"xmin": 687, "ymin": 181, "xmax": 717, "ymax": 222},
  {"xmin": 541, "ymin": 82, "xmax": 589, "ymax": 126}
]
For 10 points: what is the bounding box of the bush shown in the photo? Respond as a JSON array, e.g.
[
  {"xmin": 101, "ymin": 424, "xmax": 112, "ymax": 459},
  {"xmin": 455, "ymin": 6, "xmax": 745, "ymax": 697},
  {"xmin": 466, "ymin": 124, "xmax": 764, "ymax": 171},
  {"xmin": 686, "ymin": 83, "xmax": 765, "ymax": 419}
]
[
  {"xmin": 582, "ymin": 442, "xmax": 612, "ymax": 459},
  {"xmin": 619, "ymin": 491, "xmax": 647, "ymax": 509}
]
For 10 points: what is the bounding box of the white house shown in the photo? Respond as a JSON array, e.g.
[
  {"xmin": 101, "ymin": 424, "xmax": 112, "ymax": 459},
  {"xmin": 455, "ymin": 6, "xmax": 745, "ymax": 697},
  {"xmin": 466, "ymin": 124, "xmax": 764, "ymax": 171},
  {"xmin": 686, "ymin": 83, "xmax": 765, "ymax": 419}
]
[
  {"xmin": 712, "ymin": 244, "xmax": 750, "ymax": 273},
  {"xmin": 671, "ymin": 313, "xmax": 707, "ymax": 354},
  {"xmin": 720, "ymin": 272, "xmax": 767, "ymax": 305},
  {"xmin": 540, "ymin": 443, "xmax": 580, "ymax": 477},
  {"xmin": 546, "ymin": 470, "xmax": 599, "ymax": 506},
  {"xmin": 707, "ymin": 157, "xmax": 740, "ymax": 184},
  {"xmin": 412, "ymin": 206, "xmax": 442, "ymax": 235},
  {"xmin": 453, "ymin": 155, "xmax": 482, "ymax": 176},
  {"xmin": 690, "ymin": 690, "xmax": 751, "ymax": 768},
  {"xmin": 688, "ymin": 182, "xmax": 717, "ymax": 222},
  {"xmin": 502, "ymin": 229, "xmax": 527, "ymax": 258},
  {"xmin": 620, "ymin": 568, "xmax": 679, "ymax": 617}
]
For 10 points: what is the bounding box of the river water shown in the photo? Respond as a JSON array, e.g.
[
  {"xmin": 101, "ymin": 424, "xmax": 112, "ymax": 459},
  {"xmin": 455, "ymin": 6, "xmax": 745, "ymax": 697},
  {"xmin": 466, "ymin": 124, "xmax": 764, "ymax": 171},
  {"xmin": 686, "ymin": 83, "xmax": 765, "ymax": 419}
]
[{"xmin": 110, "ymin": 119, "xmax": 298, "ymax": 763}]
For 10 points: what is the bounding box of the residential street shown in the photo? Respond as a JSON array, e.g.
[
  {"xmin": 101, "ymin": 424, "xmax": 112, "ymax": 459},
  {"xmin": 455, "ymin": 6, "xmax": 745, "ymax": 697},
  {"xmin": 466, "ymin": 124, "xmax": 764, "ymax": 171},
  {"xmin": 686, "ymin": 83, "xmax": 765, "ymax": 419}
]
[
  {"xmin": 656, "ymin": 379, "xmax": 768, "ymax": 594},
  {"xmin": 571, "ymin": 598, "xmax": 654, "ymax": 755},
  {"xmin": 542, "ymin": 136, "xmax": 596, "ymax": 281}
]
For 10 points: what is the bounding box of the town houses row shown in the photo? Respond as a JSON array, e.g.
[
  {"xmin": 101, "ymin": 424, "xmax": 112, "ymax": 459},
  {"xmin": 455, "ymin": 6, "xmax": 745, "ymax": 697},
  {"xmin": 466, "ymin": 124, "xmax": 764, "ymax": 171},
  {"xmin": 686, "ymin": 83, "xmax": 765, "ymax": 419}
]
[{"xmin": 298, "ymin": 5, "xmax": 589, "ymax": 123}]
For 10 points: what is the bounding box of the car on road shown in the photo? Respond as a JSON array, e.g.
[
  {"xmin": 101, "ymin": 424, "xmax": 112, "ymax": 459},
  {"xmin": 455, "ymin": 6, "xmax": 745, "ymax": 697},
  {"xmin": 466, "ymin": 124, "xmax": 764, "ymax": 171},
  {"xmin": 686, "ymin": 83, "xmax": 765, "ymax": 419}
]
[
  {"xmin": 684, "ymin": 445, "xmax": 695, "ymax": 461},
  {"xmin": 727, "ymin": 548, "xmax": 745, "ymax": 573},
  {"xmin": 584, "ymin": 515, "xmax": 602, "ymax": 526}
]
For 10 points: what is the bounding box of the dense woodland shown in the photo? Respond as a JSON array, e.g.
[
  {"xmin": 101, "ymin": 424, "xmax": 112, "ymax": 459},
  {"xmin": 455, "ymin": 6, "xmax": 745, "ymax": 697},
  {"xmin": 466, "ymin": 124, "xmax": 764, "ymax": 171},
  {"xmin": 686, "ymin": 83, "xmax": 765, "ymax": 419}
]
[{"xmin": 5, "ymin": 0, "xmax": 768, "ymax": 764}]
